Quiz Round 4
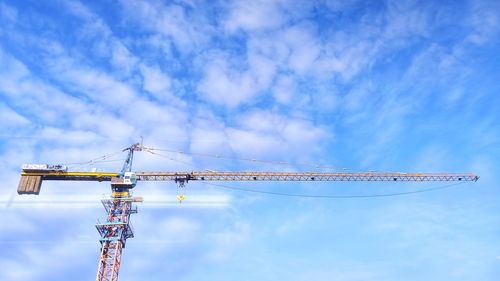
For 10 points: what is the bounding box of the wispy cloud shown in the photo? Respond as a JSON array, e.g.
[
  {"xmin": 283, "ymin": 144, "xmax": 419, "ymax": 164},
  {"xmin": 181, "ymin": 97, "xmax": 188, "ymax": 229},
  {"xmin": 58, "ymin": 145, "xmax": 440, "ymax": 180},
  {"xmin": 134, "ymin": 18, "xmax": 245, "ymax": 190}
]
[{"xmin": 0, "ymin": 0, "xmax": 499, "ymax": 280}]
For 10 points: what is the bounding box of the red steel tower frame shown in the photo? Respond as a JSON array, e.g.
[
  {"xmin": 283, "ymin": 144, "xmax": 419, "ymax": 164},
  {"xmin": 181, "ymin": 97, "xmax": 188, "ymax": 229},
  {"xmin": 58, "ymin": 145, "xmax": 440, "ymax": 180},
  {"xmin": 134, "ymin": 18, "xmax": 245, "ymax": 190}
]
[{"xmin": 95, "ymin": 194, "xmax": 137, "ymax": 281}]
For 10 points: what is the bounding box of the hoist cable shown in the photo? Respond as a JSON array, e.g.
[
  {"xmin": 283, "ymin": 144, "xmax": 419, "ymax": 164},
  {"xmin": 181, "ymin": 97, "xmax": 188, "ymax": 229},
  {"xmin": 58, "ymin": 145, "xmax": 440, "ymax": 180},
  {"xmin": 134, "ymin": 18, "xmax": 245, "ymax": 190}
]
[
  {"xmin": 202, "ymin": 181, "xmax": 468, "ymax": 199},
  {"xmin": 146, "ymin": 147, "xmax": 365, "ymax": 172}
]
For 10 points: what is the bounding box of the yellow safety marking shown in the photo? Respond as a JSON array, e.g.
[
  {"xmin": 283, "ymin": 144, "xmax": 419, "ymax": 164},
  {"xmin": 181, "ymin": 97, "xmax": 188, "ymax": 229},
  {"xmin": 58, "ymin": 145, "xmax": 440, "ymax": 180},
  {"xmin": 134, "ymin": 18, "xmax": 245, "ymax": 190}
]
[
  {"xmin": 112, "ymin": 191, "xmax": 129, "ymax": 197},
  {"xmin": 21, "ymin": 171, "xmax": 119, "ymax": 177}
]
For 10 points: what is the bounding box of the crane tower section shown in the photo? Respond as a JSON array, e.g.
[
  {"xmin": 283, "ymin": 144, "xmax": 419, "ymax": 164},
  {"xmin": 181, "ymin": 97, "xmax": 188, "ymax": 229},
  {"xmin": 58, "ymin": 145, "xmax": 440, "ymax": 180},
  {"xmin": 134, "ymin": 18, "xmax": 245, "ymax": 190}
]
[{"xmin": 95, "ymin": 194, "xmax": 141, "ymax": 281}]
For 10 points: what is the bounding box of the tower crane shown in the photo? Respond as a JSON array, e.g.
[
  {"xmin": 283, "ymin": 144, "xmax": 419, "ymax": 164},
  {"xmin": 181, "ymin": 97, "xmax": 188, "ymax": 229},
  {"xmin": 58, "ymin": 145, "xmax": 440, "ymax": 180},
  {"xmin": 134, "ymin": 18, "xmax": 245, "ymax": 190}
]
[{"xmin": 17, "ymin": 143, "xmax": 479, "ymax": 281}]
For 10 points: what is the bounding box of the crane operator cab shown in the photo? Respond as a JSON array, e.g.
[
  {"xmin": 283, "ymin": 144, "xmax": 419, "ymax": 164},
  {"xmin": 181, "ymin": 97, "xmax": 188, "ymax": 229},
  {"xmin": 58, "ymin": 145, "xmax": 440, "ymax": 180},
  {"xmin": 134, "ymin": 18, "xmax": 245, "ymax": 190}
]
[
  {"xmin": 123, "ymin": 172, "xmax": 137, "ymax": 186},
  {"xmin": 111, "ymin": 172, "xmax": 137, "ymax": 198}
]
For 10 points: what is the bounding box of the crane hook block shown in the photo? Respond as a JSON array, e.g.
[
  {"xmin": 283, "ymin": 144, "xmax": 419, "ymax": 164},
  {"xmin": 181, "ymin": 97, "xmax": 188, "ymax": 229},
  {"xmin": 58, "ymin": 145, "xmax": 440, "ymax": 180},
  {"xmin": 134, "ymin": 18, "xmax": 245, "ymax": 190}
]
[{"xmin": 176, "ymin": 194, "xmax": 185, "ymax": 203}]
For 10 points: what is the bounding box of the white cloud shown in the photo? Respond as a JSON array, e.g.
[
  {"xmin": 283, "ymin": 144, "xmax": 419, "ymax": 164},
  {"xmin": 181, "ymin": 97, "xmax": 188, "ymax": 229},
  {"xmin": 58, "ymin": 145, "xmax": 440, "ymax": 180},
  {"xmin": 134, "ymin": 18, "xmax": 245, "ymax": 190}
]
[
  {"xmin": 227, "ymin": 110, "xmax": 327, "ymax": 160},
  {"xmin": 0, "ymin": 48, "xmax": 30, "ymax": 95},
  {"xmin": 0, "ymin": 103, "xmax": 29, "ymax": 127},
  {"xmin": 158, "ymin": 216, "xmax": 200, "ymax": 240},
  {"xmin": 186, "ymin": 108, "xmax": 328, "ymax": 171},
  {"xmin": 62, "ymin": 1, "xmax": 140, "ymax": 75},
  {"xmin": 0, "ymin": 259, "xmax": 37, "ymax": 281},
  {"xmin": 272, "ymin": 74, "xmax": 294, "ymax": 104},
  {"xmin": 0, "ymin": 203, "xmax": 102, "ymax": 281},
  {"xmin": 206, "ymin": 221, "xmax": 250, "ymax": 261},
  {"xmin": 0, "ymin": 1, "xmax": 498, "ymax": 280},
  {"xmin": 323, "ymin": 0, "xmax": 361, "ymax": 11},
  {"xmin": 465, "ymin": 0, "xmax": 500, "ymax": 45},
  {"xmin": 275, "ymin": 212, "xmax": 311, "ymax": 236},
  {"xmin": 119, "ymin": 0, "xmax": 212, "ymax": 52},
  {"xmin": 224, "ymin": 0, "xmax": 287, "ymax": 33},
  {"xmin": 38, "ymin": 127, "xmax": 100, "ymax": 147},
  {"xmin": 227, "ymin": 128, "xmax": 281, "ymax": 156},
  {"xmin": 0, "ymin": 210, "xmax": 35, "ymax": 237},
  {"xmin": 368, "ymin": 200, "xmax": 499, "ymax": 277},
  {"xmin": 382, "ymin": 1, "xmax": 432, "ymax": 39},
  {"xmin": 246, "ymin": 20, "xmax": 379, "ymax": 82},
  {"xmin": 189, "ymin": 128, "xmax": 231, "ymax": 157},
  {"xmin": 0, "ymin": 2, "xmax": 17, "ymax": 24},
  {"xmin": 197, "ymin": 55, "xmax": 260, "ymax": 108},
  {"xmin": 246, "ymin": 24, "xmax": 322, "ymax": 76},
  {"xmin": 0, "ymin": 48, "xmax": 96, "ymax": 127},
  {"xmin": 281, "ymin": 24, "xmax": 321, "ymax": 75},
  {"xmin": 71, "ymin": 110, "xmax": 134, "ymax": 140},
  {"xmin": 50, "ymin": 63, "xmax": 137, "ymax": 109},
  {"xmin": 110, "ymin": 41, "xmax": 138, "ymax": 73},
  {"xmin": 140, "ymin": 64, "xmax": 172, "ymax": 99}
]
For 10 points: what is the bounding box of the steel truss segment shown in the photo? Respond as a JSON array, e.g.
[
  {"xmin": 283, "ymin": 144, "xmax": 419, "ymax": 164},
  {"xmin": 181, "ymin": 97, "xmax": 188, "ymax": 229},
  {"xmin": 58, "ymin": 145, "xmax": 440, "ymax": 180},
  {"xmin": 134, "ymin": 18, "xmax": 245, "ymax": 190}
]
[
  {"xmin": 135, "ymin": 172, "xmax": 479, "ymax": 182},
  {"xmin": 20, "ymin": 171, "xmax": 479, "ymax": 183},
  {"xmin": 96, "ymin": 241, "xmax": 123, "ymax": 281},
  {"xmin": 96, "ymin": 196, "xmax": 137, "ymax": 281},
  {"xmin": 101, "ymin": 198, "xmax": 138, "ymax": 214}
]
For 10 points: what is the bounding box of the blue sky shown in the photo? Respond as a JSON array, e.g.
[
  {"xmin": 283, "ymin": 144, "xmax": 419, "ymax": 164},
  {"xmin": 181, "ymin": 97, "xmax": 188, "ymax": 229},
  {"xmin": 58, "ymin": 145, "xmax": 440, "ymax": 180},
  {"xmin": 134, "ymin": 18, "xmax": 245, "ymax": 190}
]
[{"xmin": 0, "ymin": 0, "xmax": 499, "ymax": 280}]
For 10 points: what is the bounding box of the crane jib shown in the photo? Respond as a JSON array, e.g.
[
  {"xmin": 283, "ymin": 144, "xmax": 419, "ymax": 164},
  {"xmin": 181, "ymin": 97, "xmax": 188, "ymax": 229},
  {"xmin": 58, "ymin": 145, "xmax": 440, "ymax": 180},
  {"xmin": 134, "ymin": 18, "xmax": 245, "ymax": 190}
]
[
  {"xmin": 17, "ymin": 171, "xmax": 479, "ymax": 195},
  {"xmin": 136, "ymin": 172, "xmax": 479, "ymax": 182}
]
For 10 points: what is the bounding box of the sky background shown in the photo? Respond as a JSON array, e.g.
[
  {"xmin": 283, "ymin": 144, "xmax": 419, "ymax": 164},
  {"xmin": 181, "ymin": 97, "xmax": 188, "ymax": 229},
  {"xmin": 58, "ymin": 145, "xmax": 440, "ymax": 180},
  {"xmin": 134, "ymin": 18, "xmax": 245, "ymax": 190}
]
[{"xmin": 0, "ymin": 0, "xmax": 499, "ymax": 280}]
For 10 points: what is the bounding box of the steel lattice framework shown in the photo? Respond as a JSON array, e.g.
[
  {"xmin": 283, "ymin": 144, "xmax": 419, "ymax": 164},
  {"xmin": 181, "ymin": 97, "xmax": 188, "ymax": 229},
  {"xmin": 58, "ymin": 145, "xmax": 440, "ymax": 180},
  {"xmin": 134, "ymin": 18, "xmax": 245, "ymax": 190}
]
[
  {"xmin": 95, "ymin": 197, "xmax": 137, "ymax": 281},
  {"xmin": 18, "ymin": 171, "xmax": 479, "ymax": 188},
  {"xmin": 135, "ymin": 171, "xmax": 479, "ymax": 182}
]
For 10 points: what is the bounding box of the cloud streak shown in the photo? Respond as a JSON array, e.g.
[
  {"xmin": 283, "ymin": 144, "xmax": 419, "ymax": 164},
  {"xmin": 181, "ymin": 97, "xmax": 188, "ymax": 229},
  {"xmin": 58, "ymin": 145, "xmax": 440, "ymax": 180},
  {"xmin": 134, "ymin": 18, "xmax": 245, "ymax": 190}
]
[{"xmin": 0, "ymin": 0, "xmax": 499, "ymax": 280}]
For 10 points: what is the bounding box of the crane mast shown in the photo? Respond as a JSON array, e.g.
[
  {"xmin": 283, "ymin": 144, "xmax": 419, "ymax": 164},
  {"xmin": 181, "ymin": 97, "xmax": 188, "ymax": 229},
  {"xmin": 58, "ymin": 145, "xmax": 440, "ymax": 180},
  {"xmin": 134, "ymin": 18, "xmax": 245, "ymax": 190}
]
[
  {"xmin": 95, "ymin": 143, "xmax": 142, "ymax": 281},
  {"xmin": 16, "ymin": 145, "xmax": 479, "ymax": 281}
]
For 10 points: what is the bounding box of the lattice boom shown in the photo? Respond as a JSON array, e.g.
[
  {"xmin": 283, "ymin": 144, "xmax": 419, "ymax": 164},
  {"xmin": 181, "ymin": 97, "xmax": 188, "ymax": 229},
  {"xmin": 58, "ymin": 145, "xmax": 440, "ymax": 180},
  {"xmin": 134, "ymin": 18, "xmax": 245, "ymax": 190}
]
[{"xmin": 136, "ymin": 172, "xmax": 479, "ymax": 182}]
